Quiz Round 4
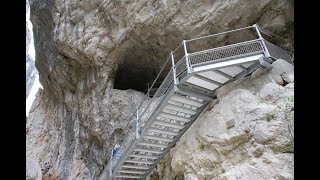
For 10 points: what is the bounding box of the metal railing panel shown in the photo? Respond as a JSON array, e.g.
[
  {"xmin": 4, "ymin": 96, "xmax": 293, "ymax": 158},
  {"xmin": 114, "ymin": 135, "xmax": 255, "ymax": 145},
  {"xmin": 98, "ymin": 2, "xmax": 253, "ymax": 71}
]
[
  {"xmin": 188, "ymin": 40, "xmax": 264, "ymax": 66},
  {"xmin": 175, "ymin": 57, "xmax": 187, "ymax": 78},
  {"xmin": 263, "ymin": 40, "xmax": 293, "ymax": 64}
]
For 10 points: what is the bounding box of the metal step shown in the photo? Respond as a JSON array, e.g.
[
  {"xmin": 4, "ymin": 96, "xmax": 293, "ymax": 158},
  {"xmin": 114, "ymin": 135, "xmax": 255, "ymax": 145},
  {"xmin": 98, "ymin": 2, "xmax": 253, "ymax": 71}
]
[
  {"xmin": 164, "ymin": 104, "xmax": 198, "ymax": 115},
  {"xmin": 142, "ymin": 135, "xmax": 173, "ymax": 142},
  {"xmin": 148, "ymin": 128, "xmax": 179, "ymax": 136},
  {"xmin": 138, "ymin": 141, "xmax": 168, "ymax": 148},
  {"xmin": 153, "ymin": 120, "xmax": 185, "ymax": 129},
  {"xmin": 197, "ymin": 71, "xmax": 229, "ymax": 84},
  {"xmin": 129, "ymin": 154, "xmax": 159, "ymax": 160},
  {"xmin": 125, "ymin": 160, "xmax": 155, "ymax": 165},
  {"xmin": 214, "ymin": 69, "xmax": 233, "ymax": 79},
  {"xmin": 114, "ymin": 175, "xmax": 142, "ymax": 179},
  {"xmin": 184, "ymin": 81, "xmax": 215, "ymax": 93},
  {"xmin": 118, "ymin": 170, "xmax": 146, "ymax": 174},
  {"xmin": 175, "ymin": 85, "xmax": 214, "ymax": 101},
  {"xmin": 193, "ymin": 73, "xmax": 223, "ymax": 86},
  {"xmin": 237, "ymin": 65, "xmax": 248, "ymax": 71},
  {"xmin": 133, "ymin": 148, "xmax": 163, "ymax": 154},
  {"xmin": 170, "ymin": 95, "xmax": 204, "ymax": 107},
  {"xmin": 120, "ymin": 165, "xmax": 150, "ymax": 170},
  {"xmin": 158, "ymin": 112, "xmax": 191, "ymax": 122},
  {"xmin": 186, "ymin": 76, "xmax": 219, "ymax": 91},
  {"xmin": 218, "ymin": 66, "xmax": 243, "ymax": 77}
]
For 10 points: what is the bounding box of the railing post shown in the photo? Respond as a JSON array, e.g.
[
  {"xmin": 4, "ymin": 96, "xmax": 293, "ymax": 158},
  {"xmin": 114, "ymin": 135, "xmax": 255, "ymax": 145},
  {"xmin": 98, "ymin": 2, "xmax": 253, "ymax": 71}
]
[
  {"xmin": 183, "ymin": 40, "xmax": 192, "ymax": 74},
  {"xmin": 171, "ymin": 53, "xmax": 178, "ymax": 84},
  {"xmin": 146, "ymin": 83, "xmax": 149, "ymax": 97},
  {"xmin": 253, "ymin": 24, "xmax": 271, "ymax": 58},
  {"xmin": 253, "ymin": 24, "xmax": 263, "ymax": 39},
  {"xmin": 135, "ymin": 111, "xmax": 139, "ymax": 139}
]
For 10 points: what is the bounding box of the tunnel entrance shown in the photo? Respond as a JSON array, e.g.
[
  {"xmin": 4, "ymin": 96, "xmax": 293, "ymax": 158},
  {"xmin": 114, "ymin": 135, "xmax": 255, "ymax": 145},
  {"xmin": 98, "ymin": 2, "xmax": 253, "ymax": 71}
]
[
  {"xmin": 113, "ymin": 41, "xmax": 169, "ymax": 96},
  {"xmin": 114, "ymin": 59, "xmax": 158, "ymax": 93},
  {"xmin": 112, "ymin": 29, "xmax": 182, "ymax": 96}
]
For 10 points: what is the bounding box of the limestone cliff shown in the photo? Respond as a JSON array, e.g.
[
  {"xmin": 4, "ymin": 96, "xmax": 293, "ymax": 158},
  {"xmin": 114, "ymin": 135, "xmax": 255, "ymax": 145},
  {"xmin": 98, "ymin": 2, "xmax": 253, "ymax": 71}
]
[
  {"xmin": 26, "ymin": 0, "xmax": 36, "ymax": 99},
  {"xmin": 26, "ymin": 0, "xmax": 294, "ymax": 179}
]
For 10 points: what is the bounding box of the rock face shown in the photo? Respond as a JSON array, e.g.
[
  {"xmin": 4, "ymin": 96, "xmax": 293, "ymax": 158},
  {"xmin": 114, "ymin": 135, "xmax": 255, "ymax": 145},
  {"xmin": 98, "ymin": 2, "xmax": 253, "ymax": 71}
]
[
  {"xmin": 27, "ymin": 0, "xmax": 293, "ymax": 179},
  {"xmin": 26, "ymin": 0, "xmax": 36, "ymax": 99},
  {"xmin": 148, "ymin": 59, "xmax": 294, "ymax": 180},
  {"xmin": 27, "ymin": 88, "xmax": 146, "ymax": 179},
  {"xmin": 26, "ymin": 54, "xmax": 37, "ymax": 99}
]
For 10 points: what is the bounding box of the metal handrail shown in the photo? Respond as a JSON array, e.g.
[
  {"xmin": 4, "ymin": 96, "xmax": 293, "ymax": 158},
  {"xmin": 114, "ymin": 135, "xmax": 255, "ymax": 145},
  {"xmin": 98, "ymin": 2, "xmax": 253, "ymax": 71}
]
[
  {"xmin": 172, "ymin": 42, "xmax": 184, "ymax": 54},
  {"xmin": 185, "ymin": 25, "xmax": 255, "ymax": 42}
]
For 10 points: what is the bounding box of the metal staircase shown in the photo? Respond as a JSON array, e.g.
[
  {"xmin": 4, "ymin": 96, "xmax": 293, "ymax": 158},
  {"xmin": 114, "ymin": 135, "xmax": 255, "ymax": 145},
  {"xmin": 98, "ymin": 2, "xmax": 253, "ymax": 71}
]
[{"xmin": 100, "ymin": 24, "xmax": 293, "ymax": 180}]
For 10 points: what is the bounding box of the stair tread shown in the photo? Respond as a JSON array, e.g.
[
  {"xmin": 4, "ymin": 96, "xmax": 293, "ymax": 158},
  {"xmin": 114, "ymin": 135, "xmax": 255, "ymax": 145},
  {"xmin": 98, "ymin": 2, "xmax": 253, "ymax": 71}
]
[
  {"xmin": 114, "ymin": 175, "xmax": 142, "ymax": 178},
  {"xmin": 164, "ymin": 104, "xmax": 198, "ymax": 115},
  {"xmin": 118, "ymin": 170, "xmax": 146, "ymax": 174},
  {"xmin": 142, "ymin": 135, "xmax": 173, "ymax": 142},
  {"xmin": 193, "ymin": 73, "xmax": 223, "ymax": 86},
  {"xmin": 125, "ymin": 160, "xmax": 155, "ymax": 164},
  {"xmin": 120, "ymin": 165, "xmax": 150, "ymax": 170},
  {"xmin": 129, "ymin": 154, "xmax": 159, "ymax": 159},
  {"xmin": 158, "ymin": 112, "xmax": 191, "ymax": 122},
  {"xmin": 214, "ymin": 69, "xmax": 233, "ymax": 79},
  {"xmin": 148, "ymin": 128, "xmax": 179, "ymax": 136},
  {"xmin": 170, "ymin": 94, "xmax": 204, "ymax": 107},
  {"xmin": 133, "ymin": 148, "xmax": 163, "ymax": 154},
  {"xmin": 153, "ymin": 120, "xmax": 185, "ymax": 129},
  {"xmin": 138, "ymin": 141, "xmax": 168, "ymax": 148}
]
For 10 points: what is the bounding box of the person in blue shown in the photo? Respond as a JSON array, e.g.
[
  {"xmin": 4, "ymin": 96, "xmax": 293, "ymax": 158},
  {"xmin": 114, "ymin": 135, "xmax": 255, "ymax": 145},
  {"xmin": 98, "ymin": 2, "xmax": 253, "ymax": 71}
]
[
  {"xmin": 112, "ymin": 144, "xmax": 123, "ymax": 161},
  {"xmin": 112, "ymin": 144, "xmax": 120, "ymax": 157}
]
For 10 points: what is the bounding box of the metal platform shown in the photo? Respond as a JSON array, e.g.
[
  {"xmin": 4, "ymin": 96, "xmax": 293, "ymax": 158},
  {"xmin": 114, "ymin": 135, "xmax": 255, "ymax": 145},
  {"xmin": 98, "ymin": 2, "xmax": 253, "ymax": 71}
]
[{"xmin": 100, "ymin": 24, "xmax": 293, "ymax": 180}]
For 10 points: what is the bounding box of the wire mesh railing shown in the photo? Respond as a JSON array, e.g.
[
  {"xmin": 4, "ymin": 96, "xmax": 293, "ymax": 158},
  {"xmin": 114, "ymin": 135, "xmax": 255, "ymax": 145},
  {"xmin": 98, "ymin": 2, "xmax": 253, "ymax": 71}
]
[
  {"xmin": 170, "ymin": 24, "xmax": 293, "ymax": 76},
  {"xmin": 175, "ymin": 57, "xmax": 187, "ymax": 78},
  {"xmin": 263, "ymin": 40, "xmax": 293, "ymax": 64},
  {"xmin": 188, "ymin": 39, "xmax": 264, "ymax": 66},
  {"xmin": 257, "ymin": 25, "xmax": 293, "ymax": 53}
]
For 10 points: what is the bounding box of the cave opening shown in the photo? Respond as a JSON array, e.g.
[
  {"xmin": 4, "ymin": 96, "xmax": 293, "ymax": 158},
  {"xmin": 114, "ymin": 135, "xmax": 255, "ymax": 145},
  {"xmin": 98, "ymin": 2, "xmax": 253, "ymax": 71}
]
[
  {"xmin": 112, "ymin": 28, "xmax": 183, "ymax": 96},
  {"xmin": 114, "ymin": 59, "xmax": 158, "ymax": 93},
  {"xmin": 113, "ymin": 44, "xmax": 168, "ymax": 96}
]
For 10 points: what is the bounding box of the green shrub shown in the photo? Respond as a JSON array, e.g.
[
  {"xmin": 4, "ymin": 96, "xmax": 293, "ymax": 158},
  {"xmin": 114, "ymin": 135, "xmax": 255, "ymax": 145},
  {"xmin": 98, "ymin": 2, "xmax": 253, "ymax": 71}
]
[
  {"xmin": 199, "ymin": 144, "xmax": 205, "ymax": 151},
  {"xmin": 265, "ymin": 114, "xmax": 274, "ymax": 122}
]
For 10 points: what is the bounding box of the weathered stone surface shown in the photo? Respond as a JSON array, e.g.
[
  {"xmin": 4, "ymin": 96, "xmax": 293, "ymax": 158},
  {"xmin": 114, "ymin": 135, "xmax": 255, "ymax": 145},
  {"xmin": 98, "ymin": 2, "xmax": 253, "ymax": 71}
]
[
  {"xmin": 27, "ymin": 88, "xmax": 146, "ymax": 179},
  {"xmin": 148, "ymin": 59, "xmax": 294, "ymax": 179},
  {"xmin": 26, "ymin": 158, "xmax": 42, "ymax": 180},
  {"xmin": 26, "ymin": 54, "xmax": 36, "ymax": 98},
  {"xmin": 26, "ymin": 0, "xmax": 37, "ymax": 99},
  {"xmin": 27, "ymin": 0, "xmax": 293, "ymax": 179},
  {"xmin": 26, "ymin": 0, "xmax": 30, "ymax": 51},
  {"xmin": 226, "ymin": 119, "xmax": 236, "ymax": 129}
]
